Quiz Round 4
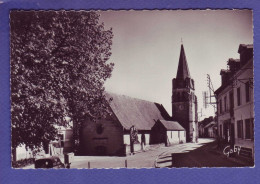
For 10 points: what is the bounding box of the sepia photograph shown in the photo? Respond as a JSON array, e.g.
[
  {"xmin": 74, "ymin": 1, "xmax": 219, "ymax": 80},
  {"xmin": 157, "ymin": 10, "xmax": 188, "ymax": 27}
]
[{"xmin": 10, "ymin": 10, "xmax": 254, "ymax": 169}]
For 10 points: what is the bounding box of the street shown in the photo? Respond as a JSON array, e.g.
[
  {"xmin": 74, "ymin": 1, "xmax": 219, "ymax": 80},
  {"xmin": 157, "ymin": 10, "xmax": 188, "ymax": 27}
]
[
  {"xmin": 69, "ymin": 138, "xmax": 251, "ymax": 169},
  {"xmin": 22, "ymin": 138, "xmax": 251, "ymax": 169}
]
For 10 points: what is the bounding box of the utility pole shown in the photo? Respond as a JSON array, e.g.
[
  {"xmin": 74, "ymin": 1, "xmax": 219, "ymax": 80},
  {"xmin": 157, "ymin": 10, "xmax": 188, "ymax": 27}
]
[{"xmin": 203, "ymin": 74, "xmax": 217, "ymax": 113}]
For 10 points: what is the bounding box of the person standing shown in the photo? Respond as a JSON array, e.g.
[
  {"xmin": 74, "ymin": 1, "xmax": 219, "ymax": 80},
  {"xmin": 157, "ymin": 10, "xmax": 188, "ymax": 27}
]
[{"xmin": 141, "ymin": 133, "xmax": 146, "ymax": 151}]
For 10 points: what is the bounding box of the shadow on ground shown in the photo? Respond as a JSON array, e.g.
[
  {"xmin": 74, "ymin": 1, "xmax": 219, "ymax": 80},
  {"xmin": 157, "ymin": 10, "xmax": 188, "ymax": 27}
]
[{"xmin": 171, "ymin": 141, "xmax": 254, "ymax": 168}]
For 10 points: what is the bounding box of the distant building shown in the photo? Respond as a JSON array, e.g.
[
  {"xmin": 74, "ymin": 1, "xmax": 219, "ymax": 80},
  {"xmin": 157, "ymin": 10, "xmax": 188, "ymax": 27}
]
[
  {"xmin": 13, "ymin": 126, "xmax": 73, "ymax": 161},
  {"xmin": 204, "ymin": 121, "xmax": 217, "ymax": 138},
  {"xmin": 172, "ymin": 44, "xmax": 198, "ymax": 142},
  {"xmin": 215, "ymin": 44, "xmax": 254, "ymax": 159},
  {"xmin": 198, "ymin": 116, "xmax": 217, "ymax": 138}
]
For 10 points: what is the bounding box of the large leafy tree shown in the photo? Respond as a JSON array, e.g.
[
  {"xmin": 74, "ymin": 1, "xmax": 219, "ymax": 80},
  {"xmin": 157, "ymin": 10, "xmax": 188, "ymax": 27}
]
[{"xmin": 10, "ymin": 10, "xmax": 114, "ymax": 157}]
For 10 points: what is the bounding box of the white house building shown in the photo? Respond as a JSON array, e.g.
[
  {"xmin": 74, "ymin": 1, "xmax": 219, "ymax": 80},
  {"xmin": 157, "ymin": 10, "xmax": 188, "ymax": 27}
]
[{"xmin": 215, "ymin": 44, "xmax": 254, "ymax": 160}]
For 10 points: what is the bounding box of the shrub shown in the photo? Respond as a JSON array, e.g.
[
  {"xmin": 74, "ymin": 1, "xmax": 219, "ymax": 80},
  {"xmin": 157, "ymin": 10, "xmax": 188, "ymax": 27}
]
[{"xmin": 12, "ymin": 158, "xmax": 35, "ymax": 168}]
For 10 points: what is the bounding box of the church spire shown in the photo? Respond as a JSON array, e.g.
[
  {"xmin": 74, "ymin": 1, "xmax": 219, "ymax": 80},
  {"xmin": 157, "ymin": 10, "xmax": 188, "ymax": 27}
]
[{"xmin": 176, "ymin": 44, "xmax": 190, "ymax": 79}]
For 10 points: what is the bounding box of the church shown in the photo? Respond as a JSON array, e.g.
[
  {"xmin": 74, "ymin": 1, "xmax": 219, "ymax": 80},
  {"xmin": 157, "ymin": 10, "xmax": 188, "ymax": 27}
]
[
  {"xmin": 171, "ymin": 44, "xmax": 198, "ymax": 143},
  {"xmin": 79, "ymin": 44, "xmax": 198, "ymax": 156}
]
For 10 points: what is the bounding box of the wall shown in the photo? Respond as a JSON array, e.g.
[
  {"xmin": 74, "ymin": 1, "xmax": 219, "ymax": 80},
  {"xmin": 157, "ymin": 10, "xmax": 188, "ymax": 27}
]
[
  {"xmin": 64, "ymin": 129, "xmax": 73, "ymax": 153},
  {"xmin": 15, "ymin": 145, "xmax": 33, "ymax": 161},
  {"xmin": 233, "ymin": 59, "xmax": 254, "ymax": 149},
  {"xmin": 80, "ymin": 119, "xmax": 124, "ymax": 156},
  {"xmin": 123, "ymin": 133, "xmax": 150, "ymax": 145},
  {"xmin": 172, "ymin": 88, "xmax": 197, "ymax": 142},
  {"xmin": 150, "ymin": 122, "xmax": 166, "ymax": 144},
  {"xmin": 217, "ymin": 84, "xmax": 232, "ymax": 141},
  {"xmin": 123, "ymin": 133, "xmax": 150, "ymax": 154},
  {"xmin": 167, "ymin": 130, "xmax": 186, "ymax": 144},
  {"xmin": 216, "ymin": 57, "xmax": 254, "ymax": 154}
]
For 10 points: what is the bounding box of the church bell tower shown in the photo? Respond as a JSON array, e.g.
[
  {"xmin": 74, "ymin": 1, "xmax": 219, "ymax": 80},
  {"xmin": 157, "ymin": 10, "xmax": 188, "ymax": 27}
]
[{"xmin": 172, "ymin": 44, "xmax": 198, "ymax": 142}]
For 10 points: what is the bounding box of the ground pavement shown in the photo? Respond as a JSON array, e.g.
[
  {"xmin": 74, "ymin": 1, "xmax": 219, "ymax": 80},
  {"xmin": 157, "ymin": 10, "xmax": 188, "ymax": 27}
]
[
  {"xmin": 156, "ymin": 139, "xmax": 253, "ymax": 168},
  {"xmin": 23, "ymin": 138, "xmax": 252, "ymax": 169},
  {"xmin": 70, "ymin": 138, "xmax": 216, "ymax": 169}
]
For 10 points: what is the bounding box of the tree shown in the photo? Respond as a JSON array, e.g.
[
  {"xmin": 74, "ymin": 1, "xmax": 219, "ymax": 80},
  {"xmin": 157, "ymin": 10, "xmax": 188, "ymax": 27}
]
[{"xmin": 10, "ymin": 10, "xmax": 114, "ymax": 158}]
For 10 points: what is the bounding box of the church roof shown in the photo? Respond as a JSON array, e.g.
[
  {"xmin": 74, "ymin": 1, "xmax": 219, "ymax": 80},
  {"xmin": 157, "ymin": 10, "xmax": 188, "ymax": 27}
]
[
  {"xmin": 105, "ymin": 92, "xmax": 171, "ymax": 130},
  {"xmin": 176, "ymin": 44, "xmax": 191, "ymax": 79},
  {"xmin": 157, "ymin": 120, "xmax": 185, "ymax": 131}
]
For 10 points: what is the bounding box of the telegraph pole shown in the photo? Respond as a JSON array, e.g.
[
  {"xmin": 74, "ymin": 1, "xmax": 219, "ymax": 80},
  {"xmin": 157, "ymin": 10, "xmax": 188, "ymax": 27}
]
[{"xmin": 202, "ymin": 74, "xmax": 217, "ymax": 115}]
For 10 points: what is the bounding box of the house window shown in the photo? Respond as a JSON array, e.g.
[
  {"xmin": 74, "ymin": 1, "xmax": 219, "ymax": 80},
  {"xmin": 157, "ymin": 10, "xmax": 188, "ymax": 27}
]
[
  {"xmin": 237, "ymin": 120, "xmax": 243, "ymax": 139},
  {"xmin": 237, "ymin": 87, "xmax": 241, "ymax": 106},
  {"xmin": 245, "ymin": 81, "xmax": 250, "ymax": 102},
  {"xmin": 229, "ymin": 91, "xmax": 234, "ymax": 109},
  {"xmin": 224, "ymin": 96, "xmax": 227, "ymax": 112},
  {"xmin": 96, "ymin": 124, "xmax": 104, "ymax": 134},
  {"xmin": 219, "ymin": 100, "xmax": 222, "ymax": 114},
  {"xmin": 245, "ymin": 119, "xmax": 253, "ymax": 139}
]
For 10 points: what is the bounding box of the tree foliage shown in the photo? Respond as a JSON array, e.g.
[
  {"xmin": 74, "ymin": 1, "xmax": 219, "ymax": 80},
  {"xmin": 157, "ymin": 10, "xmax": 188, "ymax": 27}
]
[{"xmin": 10, "ymin": 10, "xmax": 114, "ymax": 153}]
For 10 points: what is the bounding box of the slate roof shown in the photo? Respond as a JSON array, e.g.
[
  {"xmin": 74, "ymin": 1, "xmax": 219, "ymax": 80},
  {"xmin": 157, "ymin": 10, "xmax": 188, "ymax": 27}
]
[
  {"xmin": 204, "ymin": 121, "xmax": 217, "ymax": 129},
  {"xmin": 238, "ymin": 44, "xmax": 253, "ymax": 53},
  {"xmin": 228, "ymin": 58, "xmax": 240, "ymax": 64},
  {"xmin": 105, "ymin": 92, "xmax": 170, "ymax": 130},
  {"xmin": 158, "ymin": 120, "xmax": 185, "ymax": 131},
  {"xmin": 176, "ymin": 44, "xmax": 191, "ymax": 79},
  {"xmin": 220, "ymin": 69, "xmax": 230, "ymax": 75}
]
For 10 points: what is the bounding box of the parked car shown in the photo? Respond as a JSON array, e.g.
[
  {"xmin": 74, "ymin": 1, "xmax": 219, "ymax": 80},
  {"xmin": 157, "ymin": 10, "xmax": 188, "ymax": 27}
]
[{"xmin": 35, "ymin": 156, "xmax": 65, "ymax": 169}]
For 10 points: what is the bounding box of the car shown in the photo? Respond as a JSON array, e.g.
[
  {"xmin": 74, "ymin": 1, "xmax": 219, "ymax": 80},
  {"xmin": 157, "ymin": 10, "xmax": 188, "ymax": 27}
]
[{"xmin": 34, "ymin": 156, "xmax": 65, "ymax": 169}]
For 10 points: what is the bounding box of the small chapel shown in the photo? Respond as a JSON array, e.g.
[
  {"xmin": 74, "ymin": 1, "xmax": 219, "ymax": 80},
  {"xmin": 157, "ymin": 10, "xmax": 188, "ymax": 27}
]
[{"xmin": 76, "ymin": 44, "xmax": 198, "ymax": 156}]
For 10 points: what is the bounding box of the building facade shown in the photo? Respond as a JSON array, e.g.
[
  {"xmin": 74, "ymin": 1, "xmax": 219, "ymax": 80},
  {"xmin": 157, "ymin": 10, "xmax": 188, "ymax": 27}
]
[
  {"xmin": 80, "ymin": 92, "xmax": 185, "ymax": 156},
  {"xmin": 198, "ymin": 116, "xmax": 217, "ymax": 138},
  {"xmin": 215, "ymin": 44, "xmax": 254, "ymax": 159},
  {"xmin": 151, "ymin": 120, "xmax": 186, "ymax": 145},
  {"xmin": 172, "ymin": 44, "xmax": 198, "ymax": 142}
]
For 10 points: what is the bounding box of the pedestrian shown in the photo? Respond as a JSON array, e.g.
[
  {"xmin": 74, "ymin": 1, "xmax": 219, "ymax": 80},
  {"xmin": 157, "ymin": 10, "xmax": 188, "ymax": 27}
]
[
  {"xmin": 165, "ymin": 134, "xmax": 169, "ymax": 147},
  {"xmin": 130, "ymin": 126, "xmax": 137, "ymax": 155},
  {"xmin": 141, "ymin": 133, "xmax": 146, "ymax": 151}
]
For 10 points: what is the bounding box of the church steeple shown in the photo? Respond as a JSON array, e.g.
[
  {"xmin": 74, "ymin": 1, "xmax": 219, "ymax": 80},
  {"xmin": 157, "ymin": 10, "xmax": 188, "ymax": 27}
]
[
  {"xmin": 176, "ymin": 44, "xmax": 190, "ymax": 79},
  {"xmin": 171, "ymin": 43, "xmax": 198, "ymax": 143}
]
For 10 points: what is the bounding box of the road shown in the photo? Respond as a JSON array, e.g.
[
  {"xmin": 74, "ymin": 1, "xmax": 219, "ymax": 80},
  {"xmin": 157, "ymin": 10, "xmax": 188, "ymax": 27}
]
[
  {"xmin": 157, "ymin": 139, "xmax": 252, "ymax": 168},
  {"xmin": 70, "ymin": 138, "xmax": 236, "ymax": 169},
  {"xmin": 24, "ymin": 138, "xmax": 251, "ymax": 169}
]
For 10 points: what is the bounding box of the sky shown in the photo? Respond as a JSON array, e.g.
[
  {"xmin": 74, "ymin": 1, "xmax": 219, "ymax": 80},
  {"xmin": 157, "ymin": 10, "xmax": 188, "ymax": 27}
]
[{"xmin": 99, "ymin": 10, "xmax": 253, "ymax": 120}]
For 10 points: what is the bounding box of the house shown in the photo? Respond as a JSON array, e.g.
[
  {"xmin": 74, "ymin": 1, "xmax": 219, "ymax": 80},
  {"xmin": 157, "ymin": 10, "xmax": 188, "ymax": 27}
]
[
  {"xmin": 198, "ymin": 116, "xmax": 217, "ymax": 138},
  {"xmin": 215, "ymin": 44, "xmax": 254, "ymax": 159},
  {"xmin": 79, "ymin": 92, "xmax": 181, "ymax": 156},
  {"xmin": 199, "ymin": 116, "xmax": 213, "ymax": 137},
  {"xmin": 13, "ymin": 126, "xmax": 73, "ymax": 161},
  {"xmin": 151, "ymin": 119, "xmax": 186, "ymax": 145},
  {"xmin": 203, "ymin": 121, "xmax": 217, "ymax": 138}
]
